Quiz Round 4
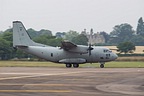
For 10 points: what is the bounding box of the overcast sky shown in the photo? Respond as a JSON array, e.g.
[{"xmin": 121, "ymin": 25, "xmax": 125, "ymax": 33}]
[{"xmin": 0, "ymin": 0, "xmax": 144, "ymax": 34}]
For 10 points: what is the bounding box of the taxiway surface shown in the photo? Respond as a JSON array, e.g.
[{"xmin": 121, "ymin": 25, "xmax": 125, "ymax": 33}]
[{"xmin": 0, "ymin": 67, "xmax": 144, "ymax": 96}]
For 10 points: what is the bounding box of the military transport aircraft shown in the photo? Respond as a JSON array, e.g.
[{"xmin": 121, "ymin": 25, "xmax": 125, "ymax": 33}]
[{"xmin": 13, "ymin": 21, "xmax": 118, "ymax": 68}]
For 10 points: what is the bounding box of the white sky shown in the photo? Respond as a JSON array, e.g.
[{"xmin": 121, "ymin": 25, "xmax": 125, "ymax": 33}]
[{"xmin": 0, "ymin": 0, "xmax": 144, "ymax": 34}]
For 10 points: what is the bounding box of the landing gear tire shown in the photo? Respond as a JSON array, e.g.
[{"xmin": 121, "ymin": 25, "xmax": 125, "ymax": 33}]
[
  {"xmin": 100, "ymin": 64, "xmax": 104, "ymax": 68},
  {"xmin": 66, "ymin": 64, "xmax": 72, "ymax": 68},
  {"xmin": 73, "ymin": 64, "xmax": 79, "ymax": 68}
]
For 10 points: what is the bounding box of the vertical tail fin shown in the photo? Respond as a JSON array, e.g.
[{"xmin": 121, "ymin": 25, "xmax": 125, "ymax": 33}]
[
  {"xmin": 13, "ymin": 21, "xmax": 45, "ymax": 47},
  {"xmin": 13, "ymin": 21, "xmax": 34, "ymax": 47}
]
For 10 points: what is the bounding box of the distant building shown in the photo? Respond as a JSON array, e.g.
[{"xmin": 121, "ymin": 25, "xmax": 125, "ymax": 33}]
[
  {"xmin": 56, "ymin": 29, "xmax": 106, "ymax": 45},
  {"xmin": 81, "ymin": 29, "xmax": 105, "ymax": 45}
]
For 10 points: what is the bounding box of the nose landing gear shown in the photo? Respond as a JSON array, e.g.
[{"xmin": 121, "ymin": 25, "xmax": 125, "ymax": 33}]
[
  {"xmin": 100, "ymin": 64, "xmax": 104, "ymax": 68},
  {"xmin": 100, "ymin": 62, "xmax": 105, "ymax": 68}
]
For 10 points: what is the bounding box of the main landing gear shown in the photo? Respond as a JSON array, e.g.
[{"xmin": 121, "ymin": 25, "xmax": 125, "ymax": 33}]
[
  {"xmin": 66, "ymin": 64, "xmax": 79, "ymax": 68},
  {"xmin": 66, "ymin": 63, "xmax": 105, "ymax": 68}
]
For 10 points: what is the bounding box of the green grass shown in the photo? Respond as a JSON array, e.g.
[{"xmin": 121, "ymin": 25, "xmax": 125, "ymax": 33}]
[
  {"xmin": 81, "ymin": 61, "xmax": 144, "ymax": 68},
  {"xmin": 105, "ymin": 61, "xmax": 144, "ymax": 68},
  {"xmin": 0, "ymin": 61, "xmax": 64, "ymax": 67},
  {"xmin": 0, "ymin": 61, "xmax": 144, "ymax": 68}
]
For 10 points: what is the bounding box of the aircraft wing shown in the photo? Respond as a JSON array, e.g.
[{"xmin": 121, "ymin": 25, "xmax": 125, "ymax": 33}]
[
  {"xmin": 61, "ymin": 41, "xmax": 77, "ymax": 50},
  {"xmin": 61, "ymin": 41, "xmax": 88, "ymax": 54}
]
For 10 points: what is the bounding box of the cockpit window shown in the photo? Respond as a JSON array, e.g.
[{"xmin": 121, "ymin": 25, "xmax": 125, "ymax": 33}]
[
  {"xmin": 103, "ymin": 50, "xmax": 107, "ymax": 52},
  {"xmin": 103, "ymin": 49, "xmax": 108, "ymax": 52},
  {"xmin": 103, "ymin": 49, "xmax": 112, "ymax": 53}
]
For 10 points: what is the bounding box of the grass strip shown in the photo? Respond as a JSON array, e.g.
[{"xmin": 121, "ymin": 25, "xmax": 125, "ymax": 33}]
[{"xmin": 0, "ymin": 61, "xmax": 143, "ymax": 68}]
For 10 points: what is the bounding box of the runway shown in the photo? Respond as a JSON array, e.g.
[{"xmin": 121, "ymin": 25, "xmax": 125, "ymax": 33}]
[{"xmin": 0, "ymin": 67, "xmax": 144, "ymax": 96}]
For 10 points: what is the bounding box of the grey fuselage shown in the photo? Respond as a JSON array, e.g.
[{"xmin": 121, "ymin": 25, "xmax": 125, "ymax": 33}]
[
  {"xmin": 13, "ymin": 21, "xmax": 118, "ymax": 68},
  {"xmin": 19, "ymin": 46, "xmax": 117, "ymax": 64}
]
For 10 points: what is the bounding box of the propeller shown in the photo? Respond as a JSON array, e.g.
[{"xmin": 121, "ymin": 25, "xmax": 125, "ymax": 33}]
[{"xmin": 88, "ymin": 44, "xmax": 93, "ymax": 56}]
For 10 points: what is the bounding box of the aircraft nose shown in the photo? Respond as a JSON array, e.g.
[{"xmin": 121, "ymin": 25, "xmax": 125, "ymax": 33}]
[{"xmin": 113, "ymin": 53, "xmax": 118, "ymax": 60}]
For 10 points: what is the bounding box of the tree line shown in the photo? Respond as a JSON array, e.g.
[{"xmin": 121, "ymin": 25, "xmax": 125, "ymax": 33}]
[
  {"xmin": 0, "ymin": 17, "xmax": 144, "ymax": 59},
  {"xmin": 109, "ymin": 17, "xmax": 144, "ymax": 46}
]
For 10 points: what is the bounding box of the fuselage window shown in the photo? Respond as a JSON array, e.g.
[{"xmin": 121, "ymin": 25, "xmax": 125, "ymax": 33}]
[
  {"xmin": 51, "ymin": 53, "xmax": 53, "ymax": 57},
  {"xmin": 104, "ymin": 49, "xmax": 112, "ymax": 53}
]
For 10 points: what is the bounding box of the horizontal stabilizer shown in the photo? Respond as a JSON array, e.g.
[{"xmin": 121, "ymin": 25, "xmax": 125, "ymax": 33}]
[{"xmin": 15, "ymin": 45, "xmax": 28, "ymax": 49}]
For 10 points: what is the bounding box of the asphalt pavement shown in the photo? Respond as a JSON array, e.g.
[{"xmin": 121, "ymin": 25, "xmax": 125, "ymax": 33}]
[{"xmin": 0, "ymin": 67, "xmax": 143, "ymax": 96}]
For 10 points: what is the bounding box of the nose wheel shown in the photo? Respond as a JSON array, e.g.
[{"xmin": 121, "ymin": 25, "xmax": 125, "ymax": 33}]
[
  {"xmin": 100, "ymin": 62, "xmax": 105, "ymax": 68},
  {"xmin": 100, "ymin": 64, "xmax": 104, "ymax": 68}
]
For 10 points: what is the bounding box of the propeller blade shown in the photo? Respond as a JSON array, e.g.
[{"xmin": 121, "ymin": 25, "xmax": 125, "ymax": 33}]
[{"xmin": 88, "ymin": 44, "xmax": 93, "ymax": 56}]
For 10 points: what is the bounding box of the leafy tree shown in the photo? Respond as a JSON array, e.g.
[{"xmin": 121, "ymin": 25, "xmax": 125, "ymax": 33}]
[
  {"xmin": 0, "ymin": 31, "xmax": 3, "ymax": 34},
  {"xmin": 2, "ymin": 32, "xmax": 13, "ymax": 46},
  {"xmin": 131, "ymin": 35, "xmax": 144, "ymax": 46},
  {"xmin": 56, "ymin": 32, "xmax": 66, "ymax": 38},
  {"xmin": 39, "ymin": 29, "xmax": 52, "ymax": 36},
  {"xmin": 34, "ymin": 35, "xmax": 63, "ymax": 47},
  {"xmin": 71, "ymin": 34, "xmax": 88, "ymax": 45},
  {"xmin": 27, "ymin": 28, "xmax": 37, "ymax": 38},
  {"xmin": 34, "ymin": 35, "xmax": 52, "ymax": 45},
  {"xmin": 27, "ymin": 28, "xmax": 52, "ymax": 39},
  {"xmin": 14, "ymin": 50, "xmax": 30, "ymax": 59},
  {"xmin": 136, "ymin": 17, "xmax": 144, "ymax": 36},
  {"xmin": 65, "ymin": 30, "xmax": 79, "ymax": 41},
  {"xmin": 117, "ymin": 42, "xmax": 135, "ymax": 54},
  {"xmin": 109, "ymin": 23, "xmax": 134, "ymax": 44},
  {"xmin": 4, "ymin": 28, "xmax": 13, "ymax": 33},
  {"xmin": 100, "ymin": 31, "xmax": 109, "ymax": 43},
  {"xmin": 2, "ymin": 32, "xmax": 12, "ymax": 41},
  {"xmin": 47, "ymin": 38, "xmax": 63, "ymax": 47},
  {"xmin": 0, "ymin": 38, "xmax": 12, "ymax": 60},
  {"xmin": 0, "ymin": 30, "xmax": 14, "ymax": 59}
]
